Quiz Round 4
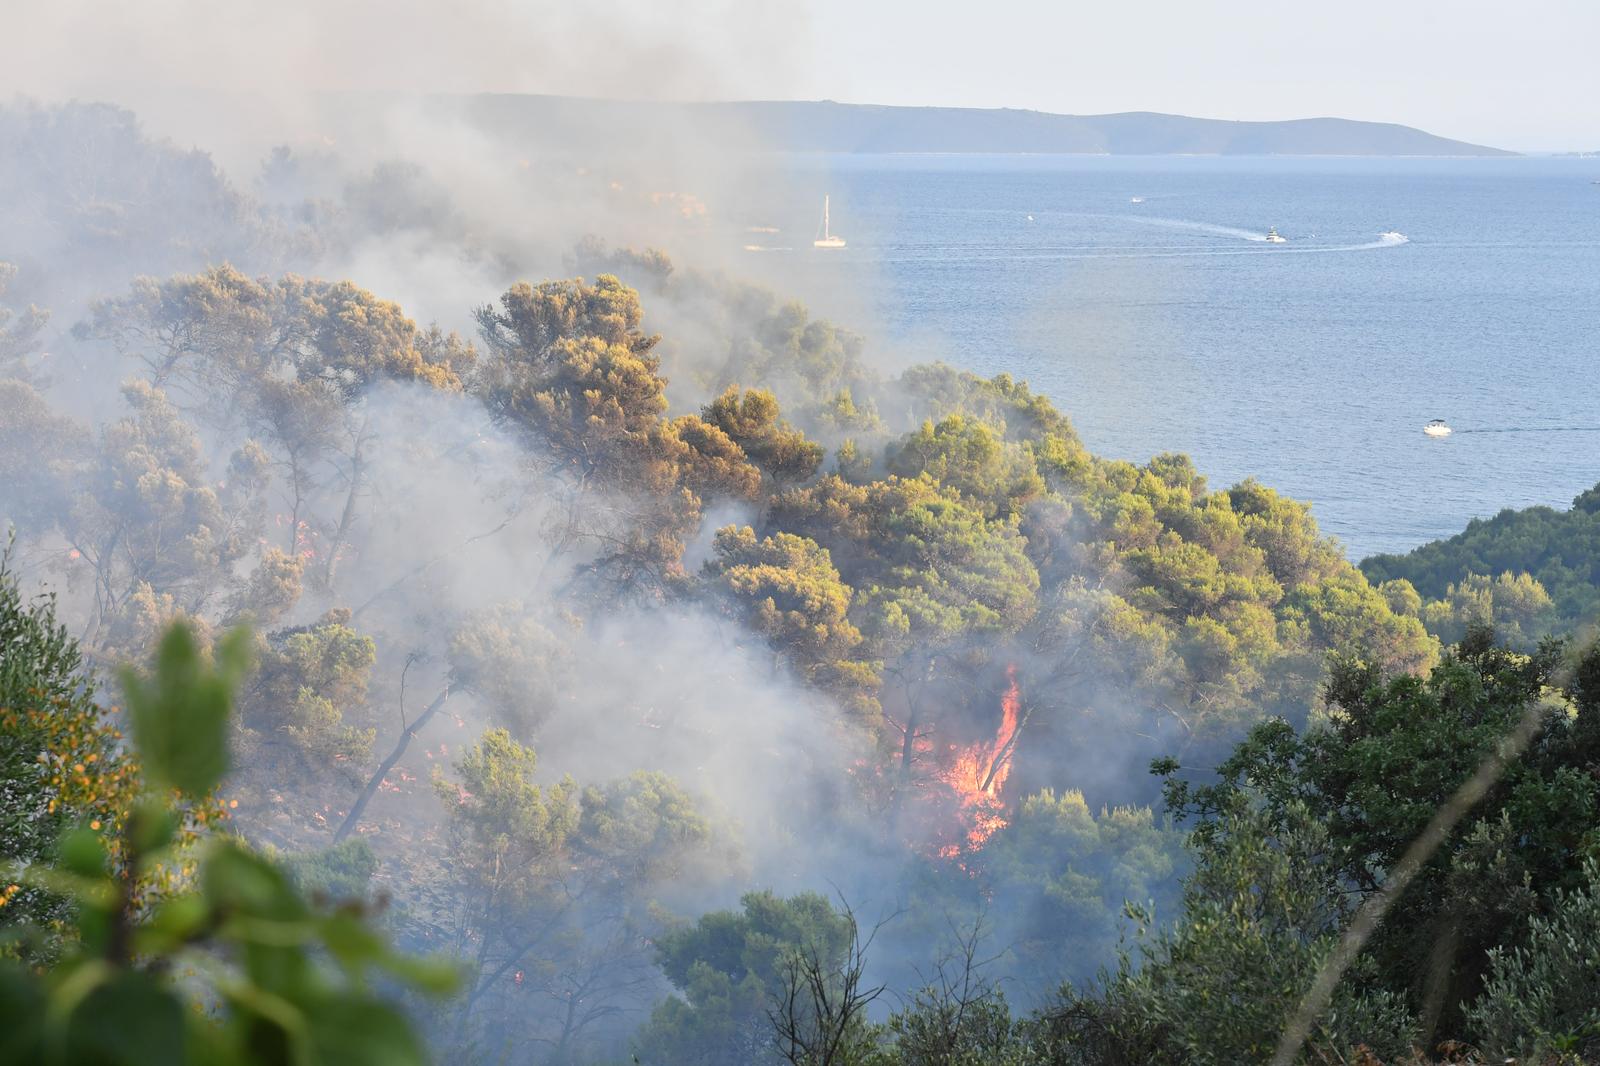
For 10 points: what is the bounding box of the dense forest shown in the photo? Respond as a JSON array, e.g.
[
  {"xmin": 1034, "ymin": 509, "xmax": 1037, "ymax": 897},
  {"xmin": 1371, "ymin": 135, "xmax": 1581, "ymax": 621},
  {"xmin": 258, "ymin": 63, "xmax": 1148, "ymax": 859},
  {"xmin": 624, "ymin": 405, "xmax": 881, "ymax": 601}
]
[
  {"xmin": 1363, "ymin": 486, "xmax": 1600, "ymax": 648},
  {"xmin": 3, "ymin": 100, "xmax": 1600, "ymax": 1065}
]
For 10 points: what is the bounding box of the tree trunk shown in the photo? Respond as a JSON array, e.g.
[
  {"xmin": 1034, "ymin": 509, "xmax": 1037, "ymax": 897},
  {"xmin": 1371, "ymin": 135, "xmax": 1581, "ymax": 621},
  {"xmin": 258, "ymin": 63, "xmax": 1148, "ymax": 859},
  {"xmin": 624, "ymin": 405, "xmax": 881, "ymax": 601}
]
[
  {"xmin": 321, "ymin": 422, "xmax": 368, "ymax": 590},
  {"xmin": 332, "ymin": 686, "xmax": 450, "ymax": 843}
]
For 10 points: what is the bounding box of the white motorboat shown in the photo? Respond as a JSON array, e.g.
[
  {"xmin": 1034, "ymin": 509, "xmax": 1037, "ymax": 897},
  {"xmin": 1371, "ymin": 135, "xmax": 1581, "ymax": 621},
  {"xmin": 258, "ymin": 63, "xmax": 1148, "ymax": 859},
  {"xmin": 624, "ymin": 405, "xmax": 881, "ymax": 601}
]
[
  {"xmin": 1424, "ymin": 419, "xmax": 1452, "ymax": 437},
  {"xmin": 1264, "ymin": 227, "xmax": 1287, "ymax": 243}
]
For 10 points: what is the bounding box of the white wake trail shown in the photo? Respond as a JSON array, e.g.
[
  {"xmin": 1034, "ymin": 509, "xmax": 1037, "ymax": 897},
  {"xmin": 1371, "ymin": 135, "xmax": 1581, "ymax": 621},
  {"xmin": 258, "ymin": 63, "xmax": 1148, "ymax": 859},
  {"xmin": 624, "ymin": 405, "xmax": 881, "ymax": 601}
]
[{"xmin": 1118, "ymin": 214, "xmax": 1270, "ymax": 241}]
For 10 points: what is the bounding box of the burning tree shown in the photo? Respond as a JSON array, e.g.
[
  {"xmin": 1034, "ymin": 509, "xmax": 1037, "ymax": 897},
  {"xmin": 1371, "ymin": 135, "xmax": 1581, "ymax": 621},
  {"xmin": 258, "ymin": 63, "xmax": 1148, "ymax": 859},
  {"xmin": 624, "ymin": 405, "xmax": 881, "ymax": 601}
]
[{"xmin": 935, "ymin": 665, "xmax": 1024, "ymax": 858}]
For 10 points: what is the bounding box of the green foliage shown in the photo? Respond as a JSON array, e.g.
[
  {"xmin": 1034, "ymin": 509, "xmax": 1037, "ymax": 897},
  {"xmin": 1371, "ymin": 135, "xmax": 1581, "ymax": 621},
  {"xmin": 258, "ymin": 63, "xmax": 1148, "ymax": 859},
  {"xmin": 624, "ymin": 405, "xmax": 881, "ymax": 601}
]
[
  {"xmin": 1467, "ymin": 858, "xmax": 1600, "ymax": 1062},
  {"xmin": 669, "ymin": 412, "xmax": 766, "ymax": 502},
  {"xmin": 282, "ymin": 838, "xmax": 380, "ymax": 904},
  {"xmin": 435, "ymin": 732, "xmax": 718, "ymax": 1060},
  {"xmin": 1064, "ymin": 799, "xmax": 1417, "ymax": 1066},
  {"xmin": 83, "ymin": 265, "xmax": 474, "ymax": 397},
  {"xmin": 1362, "ymin": 481, "xmax": 1600, "ymax": 635},
  {"xmin": 439, "ymin": 728, "xmax": 580, "ymax": 871},
  {"xmin": 656, "ymin": 890, "xmax": 855, "ymax": 992},
  {"xmin": 63, "ymin": 381, "xmax": 264, "ymax": 648},
  {"xmin": 893, "ymin": 366, "xmax": 1080, "ymax": 449},
  {"xmin": 865, "ymin": 495, "xmax": 1038, "ymax": 647},
  {"xmin": 1, "ymin": 557, "xmax": 138, "ymax": 942},
  {"xmin": 638, "ymin": 891, "xmax": 857, "ymax": 1066},
  {"xmin": 704, "ymin": 386, "xmax": 825, "ymax": 486},
  {"xmin": 473, "ymin": 275, "xmax": 765, "ymax": 596},
  {"xmin": 0, "ymin": 618, "xmax": 454, "ymax": 1065},
  {"xmin": 576, "ymin": 770, "xmax": 712, "ymax": 883},
  {"xmin": 706, "ymin": 525, "xmax": 881, "ymax": 722},
  {"xmin": 474, "ymin": 274, "xmax": 665, "ymax": 463},
  {"xmin": 73, "ymin": 264, "xmax": 474, "ymax": 613},
  {"xmin": 1161, "ymin": 629, "xmax": 1600, "ymax": 1037},
  {"xmin": 1420, "ymin": 570, "xmax": 1559, "ymax": 649},
  {"xmin": 1225, "ymin": 479, "xmax": 1346, "ymax": 589},
  {"xmin": 224, "ymin": 547, "xmax": 305, "ymax": 630},
  {"xmin": 122, "ymin": 624, "xmax": 252, "ymax": 796},
  {"xmin": 818, "ymin": 389, "xmax": 886, "ymax": 438},
  {"xmin": 772, "ymin": 474, "xmax": 1039, "ymax": 651},
  {"xmin": 1013, "ymin": 452, "xmax": 1435, "ymax": 759},
  {"xmin": 1278, "ymin": 570, "xmax": 1437, "ymax": 675},
  {"xmin": 639, "ymin": 962, "xmax": 772, "ymax": 1066},
  {"xmin": 978, "ymin": 789, "xmax": 1185, "ymax": 988},
  {"xmin": 727, "ymin": 299, "xmax": 874, "ymax": 416},
  {"xmin": 875, "ymin": 988, "xmax": 1023, "ymax": 1066},
  {"xmin": 886, "ymin": 414, "xmax": 1044, "ymax": 518},
  {"xmin": 240, "ymin": 610, "xmax": 377, "ymax": 761}
]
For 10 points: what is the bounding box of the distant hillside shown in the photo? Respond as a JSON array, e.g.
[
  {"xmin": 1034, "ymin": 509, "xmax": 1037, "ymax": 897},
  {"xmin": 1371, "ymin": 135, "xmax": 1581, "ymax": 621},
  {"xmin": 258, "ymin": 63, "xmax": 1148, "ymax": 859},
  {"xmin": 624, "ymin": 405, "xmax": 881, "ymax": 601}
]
[
  {"xmin": 458, "ymin": 95, "xmax": 1513, "ymax": 157},
  {"xmin": 1361, "ymin": 483, "xmax": 1600, "ymax": 634}
]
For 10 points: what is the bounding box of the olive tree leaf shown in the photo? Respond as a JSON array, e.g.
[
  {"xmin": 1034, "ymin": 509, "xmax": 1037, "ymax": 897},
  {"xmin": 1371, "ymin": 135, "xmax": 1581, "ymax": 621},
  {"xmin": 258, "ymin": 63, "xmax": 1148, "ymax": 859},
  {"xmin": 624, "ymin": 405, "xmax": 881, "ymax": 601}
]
[{"xmin": 121, "ymin": 624, "xmax": 252, "ymax": 797}]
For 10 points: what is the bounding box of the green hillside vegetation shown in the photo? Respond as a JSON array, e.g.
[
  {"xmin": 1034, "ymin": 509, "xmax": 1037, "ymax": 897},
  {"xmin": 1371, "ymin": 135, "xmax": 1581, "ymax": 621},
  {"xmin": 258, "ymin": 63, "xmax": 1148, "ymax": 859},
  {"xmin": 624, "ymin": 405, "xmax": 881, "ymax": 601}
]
[
  {"xmin": 1362, "ymin": 484, "xmax": 1600, "ymax": 644},
  {"xmin": 0, "ymin": 255, "xmax": 1461, "ymax": 1062}
]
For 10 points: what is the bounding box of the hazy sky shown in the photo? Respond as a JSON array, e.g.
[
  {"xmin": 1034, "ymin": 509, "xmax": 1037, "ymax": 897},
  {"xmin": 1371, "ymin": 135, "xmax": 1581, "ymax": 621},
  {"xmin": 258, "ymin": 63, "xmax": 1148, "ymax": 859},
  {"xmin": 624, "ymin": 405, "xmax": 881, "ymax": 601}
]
[{"xmin": 3, "ymin": 0, "xmax": 1596, "ymax": 151}]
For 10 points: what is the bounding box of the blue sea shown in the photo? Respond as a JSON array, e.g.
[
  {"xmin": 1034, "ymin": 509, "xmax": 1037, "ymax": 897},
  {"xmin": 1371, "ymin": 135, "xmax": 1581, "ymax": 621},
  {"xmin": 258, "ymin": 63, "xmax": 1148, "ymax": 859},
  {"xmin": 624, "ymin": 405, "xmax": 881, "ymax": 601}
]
[{"xmin": 752, "ymin": 155, "xmax": 1600, "ymax": 561}]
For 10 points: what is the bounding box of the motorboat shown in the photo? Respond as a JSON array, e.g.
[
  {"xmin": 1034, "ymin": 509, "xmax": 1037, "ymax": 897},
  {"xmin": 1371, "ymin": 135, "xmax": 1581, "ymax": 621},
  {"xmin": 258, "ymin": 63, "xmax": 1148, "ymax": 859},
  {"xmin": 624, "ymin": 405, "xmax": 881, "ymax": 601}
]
[
  {"xmin": 813, "ymin": 195, "xmax": 846, "ymax": 249},
  {"xmin": 1130, "ymin": 196, "xmax": 1145, "ymax": 204},
  {"xmin": 1424, "ymin": 419, "xmax": 1452, "ymax": 437},
  {"xmin": 1264, "ymin": 227, "xmax": 1287, "ymax": 243},
  {"xmin": 1380, "ymin": 231, "xmax": 1406, "ymax": 242}
]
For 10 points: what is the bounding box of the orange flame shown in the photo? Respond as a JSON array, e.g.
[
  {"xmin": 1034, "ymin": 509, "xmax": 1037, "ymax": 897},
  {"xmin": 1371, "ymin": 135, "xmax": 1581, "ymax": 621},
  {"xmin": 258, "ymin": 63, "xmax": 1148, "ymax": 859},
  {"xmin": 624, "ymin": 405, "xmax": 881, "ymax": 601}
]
[{"xmin": 937, "ymin": 665, "xmax": 1021, "ymax": 857}]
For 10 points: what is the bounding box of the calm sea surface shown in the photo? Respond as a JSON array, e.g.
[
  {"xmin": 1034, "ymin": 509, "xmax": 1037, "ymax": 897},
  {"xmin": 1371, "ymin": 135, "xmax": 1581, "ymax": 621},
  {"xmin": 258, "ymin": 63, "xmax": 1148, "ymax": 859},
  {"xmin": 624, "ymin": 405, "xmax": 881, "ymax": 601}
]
[{"xmin": 752, "ymin": 155, "xmax": 1600, "ymax": 561}]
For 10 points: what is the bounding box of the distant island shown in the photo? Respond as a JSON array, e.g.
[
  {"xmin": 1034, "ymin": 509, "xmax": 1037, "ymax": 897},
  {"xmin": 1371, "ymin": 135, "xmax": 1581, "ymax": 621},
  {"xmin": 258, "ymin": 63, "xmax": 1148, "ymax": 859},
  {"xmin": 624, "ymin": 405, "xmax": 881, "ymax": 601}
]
[{"xmin": 456, "ymin": 95, "xmax": 1514, "ymax": 157}]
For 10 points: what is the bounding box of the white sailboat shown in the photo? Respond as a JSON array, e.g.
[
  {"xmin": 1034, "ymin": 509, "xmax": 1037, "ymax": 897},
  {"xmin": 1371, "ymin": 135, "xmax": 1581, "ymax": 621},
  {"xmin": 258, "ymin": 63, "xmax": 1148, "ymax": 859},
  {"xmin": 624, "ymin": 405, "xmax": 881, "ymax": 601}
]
[{"xmin": 814, "ymin": 195, "xmax": 846, "ymax": 249}]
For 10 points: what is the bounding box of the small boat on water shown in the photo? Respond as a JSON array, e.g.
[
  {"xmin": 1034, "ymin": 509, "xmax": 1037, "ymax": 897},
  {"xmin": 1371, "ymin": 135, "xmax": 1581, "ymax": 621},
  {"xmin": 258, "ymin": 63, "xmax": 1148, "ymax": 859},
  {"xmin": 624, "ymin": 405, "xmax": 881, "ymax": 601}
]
[
  {"xmin": 1424, "ymin": 419, "xmax": 1452, "ymax": 437},
  {"xmin": 1264, "ymin": 227, "xmax": 1287, "ymax": 243},
  {"xmin": 1380, "ymin": 230, "xmax": 1406, "ymax": 242},
  {"xmin": 813, "ymin": 195, "xmax": 846, "ymax": 249},
  {"xmin": 1130, "ymin": 197, "xmax": 1145, "ymax": 204}
]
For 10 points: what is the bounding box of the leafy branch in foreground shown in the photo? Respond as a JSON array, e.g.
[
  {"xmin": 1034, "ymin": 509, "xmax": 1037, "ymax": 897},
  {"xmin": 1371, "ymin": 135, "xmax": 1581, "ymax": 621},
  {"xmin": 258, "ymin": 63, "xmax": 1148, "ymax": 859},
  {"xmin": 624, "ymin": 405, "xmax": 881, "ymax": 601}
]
[{"xmin": 0, "ymin": 620, "xmax": 456, "ymax": 1065}]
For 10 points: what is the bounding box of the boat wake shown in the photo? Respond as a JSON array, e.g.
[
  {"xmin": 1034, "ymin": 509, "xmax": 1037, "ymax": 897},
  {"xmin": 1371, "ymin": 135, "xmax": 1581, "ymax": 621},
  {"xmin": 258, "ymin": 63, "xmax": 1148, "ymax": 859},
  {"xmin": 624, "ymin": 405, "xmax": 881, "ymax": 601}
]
[
  {"xmin": 881, "ymin": 239, "xmax": 1410, "ymax": 264},
  {"xmin": 1453, "ymin": 425, "xmax": 1600, "ymax": 434},
  {"xmin": 1121, "ymin": 214, "xmax": 1269, "ymax": 241},
  {"xmin": 1318, "ymin": 233, "xmax": 1410, "ymax": 252},
  {"xmin": 1118, "ymin": 216, "xmax": 1409, "ymax": 252},
  {"xmin": 875, "ymin": 219, "xmax": 1411, "ymax": 265}
]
